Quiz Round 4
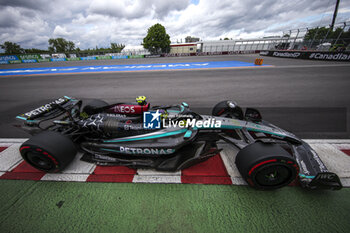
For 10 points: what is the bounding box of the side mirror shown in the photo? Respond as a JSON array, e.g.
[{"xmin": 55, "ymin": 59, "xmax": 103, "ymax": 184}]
[{"xmin": 245, "ymin": 108, "xmax": 262, "ymax": 122}]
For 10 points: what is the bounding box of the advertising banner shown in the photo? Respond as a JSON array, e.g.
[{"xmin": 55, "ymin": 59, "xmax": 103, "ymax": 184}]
[
  {"xmin": 40, "ymin": 54, "xmax": 51, "ymax": 59},
  {"xmin": 38, "ymin": 58, "xmax": 51, "ymax": 62},
  {"xmin": 51, "ymin": 58, "xmax": 66, "ymax": 62},
  {"xmin": 308, "ymin": 52, "xmax": 350, "ymax": 61},
  {"xmin": 111, "ymin": 55, "xmax": 128, "ymax": 59},
  {"xmin": 144, "ymin": 55, "xmax": 161, "ymax": 58},
  {"xmin": 0, "ymin": 61, "xmax": 9, "ymax": 64},
  {"xmin": 260, "ymin": 50, "xmax": 350, "ymax": 61},
  {"xmin": 22, "ymin": 59, "xmax": 37, "ymax": 63},
  {"xmin": 9, "ymin": 60, "xmax": 22, "ymax": 64},
  {"xmin": 97, "ymin": 56, "xmax": 112, "ymax": 60},
  {"xmin": 67, "ymin": 57, "xmax": 81, "ymax": 61},
  {"xmin": 19, "ymin": 54, "xmax": 41, "ymax": 60},
  {"xmin": 80, "ymin": 56, "xmax": 96, "ymax": 60},
  {"xmin": 52, "ymin": 53, "xmax": 66, "ymax": 59},
  {"xmin": 0, "ymin": 55, "xmax": 19, "ymax": 61},
  {"xmin": 129, "ymin": 55, "xmax": 144, "ymax": 59}
]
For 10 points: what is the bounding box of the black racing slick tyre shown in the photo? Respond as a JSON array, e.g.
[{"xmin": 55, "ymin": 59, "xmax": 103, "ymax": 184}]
[
  {"xmin": 82, "ymin": 99, "xmax": 109, "ymax": 115},
  {"xmin": 19, "ymin": 131, "xmax": 77, "ymax": 173},
  {"xmin": 235, "ymin": 142, "xmax": 299, "ymax": 190}
]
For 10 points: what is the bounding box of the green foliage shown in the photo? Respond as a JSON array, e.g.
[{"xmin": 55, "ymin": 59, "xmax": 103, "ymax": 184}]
[
  {"xmin": 224, "ymin": 38, "xmax": 229, "ymax": 40},
  {"xmin": 1, "ymin": 39, "xmax": 125, "ymax": 56},
  {"xmin": 24, "ymin": 48, "xmax": 49, "ymax": 54},
  {"xmin": 76, "ymin": 43, "xmax": 125, "ymax": 56},
  {"xmin": 0, "ymin": 41, "xmax": 24, "ymax": 54},
  {"xmin": 304, "ymin": 27, "xmax": 350, "ymax": 44},
  {"xmin": 110, "ymin": 43, "xmax": 125, "ymax": 53},
  {"xmin": 143, "ymin": 23, "xmax": 170, "ymax": 54},
  {"xmin": 304, "ymin": 27, "xmax": 329, "ymax": 41},
  {"xmin": 48, "ymin": 38, "xmax": 75, "ymax": 53}
]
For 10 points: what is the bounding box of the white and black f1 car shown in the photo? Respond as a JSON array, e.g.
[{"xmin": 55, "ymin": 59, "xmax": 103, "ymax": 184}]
[{"xmin": 16, "ymin": 96, "xmax": 342, "ymax": 190}]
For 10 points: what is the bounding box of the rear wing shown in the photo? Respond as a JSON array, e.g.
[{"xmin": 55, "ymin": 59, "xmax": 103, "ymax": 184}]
[{"xmin": 16, "ymin": 96, "xmax": 80, "ymax": 123}]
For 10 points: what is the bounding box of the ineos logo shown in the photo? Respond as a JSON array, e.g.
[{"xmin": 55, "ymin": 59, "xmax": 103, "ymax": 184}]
[{"xmin": 113, "ymin": 105, "xmax": 135, "ymax": 113}]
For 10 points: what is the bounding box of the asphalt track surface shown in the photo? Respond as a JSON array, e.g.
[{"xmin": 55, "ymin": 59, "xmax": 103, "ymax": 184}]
[{"xmin": 1, "ymin": 54, "xmax": 349, "ymax": 138}]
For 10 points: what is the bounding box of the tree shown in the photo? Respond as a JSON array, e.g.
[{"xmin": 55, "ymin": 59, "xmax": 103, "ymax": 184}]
[
  {"xmin": 143, "ymin": 23, "xmax": 170, "ymax": 54},
  {"xmin": 48, "ymin": 38, "xmax": 75, "ymax": 53},
  {"xmin": 0, "ymin": 41, "xmax": 24, "ymax": 54},
  {"xmin": 304, "ymin": 27, "xmax": 329, "ymax": 41},
  {"xmin": 304, "ymin": 26, "xmax": 350, "ymax": 46},
  {"xmin": 110, "ymin": 43, "xmax": 125, "ymax": 53},
  {"xmin": 24, "ymin": 48, "xmax": 49, "ymax": 54},
  {"xmin": 224, "ymin": 38, "xmax": 229, "ymax": 40}
]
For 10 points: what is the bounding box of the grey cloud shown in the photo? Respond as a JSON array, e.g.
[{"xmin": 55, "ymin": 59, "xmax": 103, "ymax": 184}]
[
  {"xmin": 152, "ymin": 0, "xmax": 191, "ymax": 18},
  {"xmin": 1, "ymin": 0, "xmax": 350, "ymax": 50},
  {"xmin": 0, "ymin": 7, "xmax": 20, "ymax": 28},
  {"xmin": 88, "ymin": 0, "xmax": 191, "ymax": 19},
  {"xmin": 0, "ymin": 0, "xmax": 49, "ymax": 11},
  {"xmin": 88, "ymin": 0, "xmax": 152, "ymax": 19}
]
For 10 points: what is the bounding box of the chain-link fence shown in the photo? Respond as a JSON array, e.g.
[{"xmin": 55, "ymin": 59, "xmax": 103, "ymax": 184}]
[
  {"xmin": 277, "ymin": 21, "xmax": 350, "ymax": 51},
  {"xmin": 167, "ymin": 21, "xmax": 350, "ymax": 54}
]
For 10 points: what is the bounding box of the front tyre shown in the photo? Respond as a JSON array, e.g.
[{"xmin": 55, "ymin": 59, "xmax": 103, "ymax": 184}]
[
  {"xmin": 20, "ymin": 131, "xmax": 77, "ymax": 173},
  {"xmin": 235, "ymin": 142, "xmax": 299, "ymax": 190}
]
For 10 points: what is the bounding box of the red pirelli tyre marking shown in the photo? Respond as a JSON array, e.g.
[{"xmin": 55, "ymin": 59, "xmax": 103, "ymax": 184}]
[
  {"xmin": 247, "ymin": 159, "xmax": 299, "ymax": 189},
  {"xmin": 19, "ymin": 146, "xmax": 30, "ymax": 151},
  {"xmin": 248, "ymin": 159, "xmax": 277, "ymax": 176},
  {"xmin": 20, "ymin": 146, "xmax": 60, "ymax": 170}
]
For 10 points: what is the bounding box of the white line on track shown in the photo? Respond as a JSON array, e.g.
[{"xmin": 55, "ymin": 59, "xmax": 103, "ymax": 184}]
[
  {"xmin": 41, "ymin": 174, "xmax": 90, "ymax": 182},
  {"xmin": 133, "ymin": 169, "xmax": 182, "ymax": 183},
  {"xmin": 132, "ymin": 175, "xmax": 181, "ymax": 183},
  {"xmin": 218, "ymin": 144, "xmax": 247, "ymax": 185},
  {"xmin": 0, "ymin": 138, "xmax": 28, "ymax": 143}
]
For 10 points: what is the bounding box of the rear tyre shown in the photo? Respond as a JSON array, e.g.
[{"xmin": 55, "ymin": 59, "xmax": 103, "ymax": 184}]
[
  {"xmin": 20, "ymin": 131, "xmax": 77, "ymax": 173},
  {"xmin": 235, "ymin": 142, "xmax": 299, "ymax": 190},
  {"xmin": 82, "ymin": 99, "xmax": 109, "ymax": 115}
]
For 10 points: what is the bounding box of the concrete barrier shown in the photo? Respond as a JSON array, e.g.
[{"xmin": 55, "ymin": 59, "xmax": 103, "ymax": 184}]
[{"xmin": 260, "ymin": 50, "xmax": 350, "ymax": 61}]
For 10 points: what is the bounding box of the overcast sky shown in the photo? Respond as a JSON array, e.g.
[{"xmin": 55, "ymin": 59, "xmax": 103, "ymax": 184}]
[{"xmin": 1, "ymin": 0, "xmax": 350, "ymax": 50}]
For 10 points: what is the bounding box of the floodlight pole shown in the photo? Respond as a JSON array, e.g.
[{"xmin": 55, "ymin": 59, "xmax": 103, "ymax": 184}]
[{"xmin": 330, "ymin": 0, "xmax": 340, "ymax": 30}]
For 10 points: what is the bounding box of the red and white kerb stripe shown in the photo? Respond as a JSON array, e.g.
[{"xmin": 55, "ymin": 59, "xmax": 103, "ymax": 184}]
[{"xmin": 0, "ymin": 139, "xmax": 350, "ymax": 187}]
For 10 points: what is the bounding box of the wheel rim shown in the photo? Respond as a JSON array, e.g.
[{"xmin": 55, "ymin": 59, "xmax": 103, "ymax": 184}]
[
  {"xmin": 26, "ymin": 151, "xmax": 54, "ymax": 171},
  {"xmin": 254, "ymin": 163, "xmax": 293, "ymax": 187}
]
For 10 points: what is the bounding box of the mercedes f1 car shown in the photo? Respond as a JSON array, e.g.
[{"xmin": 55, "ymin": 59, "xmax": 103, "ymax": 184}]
[{"xmin": 15, "ymin": 96, "xmax": 342, "ymax": 190}]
